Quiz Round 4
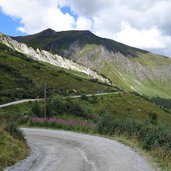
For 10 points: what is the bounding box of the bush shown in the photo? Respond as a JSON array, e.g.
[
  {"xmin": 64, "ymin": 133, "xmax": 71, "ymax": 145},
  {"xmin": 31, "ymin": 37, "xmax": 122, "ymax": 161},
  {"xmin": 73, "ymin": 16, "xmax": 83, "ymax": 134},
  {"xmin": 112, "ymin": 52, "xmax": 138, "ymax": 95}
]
[
  {"xmin": 32, "ymin": 101, "xmax": 43, "ymax": 117},
  {"xmin": 138, "ymin": 125, "xmax": 171, "ymax": 152},
  {"xmin": 4, "ymin": 123, "xmax": 26, "ymax": 143},
  {"xmin": 89, "ymin": 95, "xmax": 98, "ymax": 104},
  {"xmin": 97, "ymin": 115, "xmax": 171, "ymax": 154},
  {"xmin": 50, "ymin": 95, "xmax": 94, "ymax": 119},
  {"xmin": 81, "ymin": 94, "xmax": 89, "ymax": 101},
  {"xmin": 147, "ymin": 112, "xmax": 158, "ymax": 125},
  {"xmin": 50, "ymin": 95, "xmax": 67, "ymax": 114}
]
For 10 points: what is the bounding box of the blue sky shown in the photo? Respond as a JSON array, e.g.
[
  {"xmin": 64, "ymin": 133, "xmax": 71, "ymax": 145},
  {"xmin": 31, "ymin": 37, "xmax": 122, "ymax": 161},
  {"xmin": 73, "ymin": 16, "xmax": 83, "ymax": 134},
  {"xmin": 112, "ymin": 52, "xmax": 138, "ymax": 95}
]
[
  {"xmin": 0, "ymin": 0, "xmax": 171, "ymax": 57},
  {"xmin": 0, "ymin": 6, "xmax": 77, "ymax": 36},
  {"xmin": 0, "ymin": 12, "xmax": 24, "ymax": 36}
]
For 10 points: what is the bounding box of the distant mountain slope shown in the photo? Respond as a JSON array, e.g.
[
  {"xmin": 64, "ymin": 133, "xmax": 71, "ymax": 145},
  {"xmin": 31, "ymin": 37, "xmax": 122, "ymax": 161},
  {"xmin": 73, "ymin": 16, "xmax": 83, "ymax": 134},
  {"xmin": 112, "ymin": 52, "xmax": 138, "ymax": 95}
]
[
  {"xmin": 14, "ymin": 29, "xmax": 147, "ymax": 57},
  {"xmin": 0, "ymin": 42, "xmax": 116, "ymax": 104},
  {"xmin": 14, "ymin": 29, "xmax": 171, "ymax": 98}
]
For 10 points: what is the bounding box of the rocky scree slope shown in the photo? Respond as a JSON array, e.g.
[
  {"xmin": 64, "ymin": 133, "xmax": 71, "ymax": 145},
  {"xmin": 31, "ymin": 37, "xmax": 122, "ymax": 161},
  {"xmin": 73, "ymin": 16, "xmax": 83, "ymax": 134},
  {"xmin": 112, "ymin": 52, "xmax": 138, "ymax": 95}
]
[
  {"xmin": 0, "ymin": 34, "xmax": 110, "ymax": 84},
  {"xmin": 15, "ymin": 29, "xmax": 171, "ymax": 98}
]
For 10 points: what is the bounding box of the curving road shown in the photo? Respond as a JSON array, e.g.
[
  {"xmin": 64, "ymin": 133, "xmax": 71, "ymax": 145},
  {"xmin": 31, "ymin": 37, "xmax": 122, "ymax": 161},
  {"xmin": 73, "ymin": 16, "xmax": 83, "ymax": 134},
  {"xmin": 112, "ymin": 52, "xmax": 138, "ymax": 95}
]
[
  {"xmin": 5, "ymin": 128, "xmax": 158, "ymax": 171},
  {"xmin": 0, "ymin": 99, "xmax": 40, "ymax": 108}
]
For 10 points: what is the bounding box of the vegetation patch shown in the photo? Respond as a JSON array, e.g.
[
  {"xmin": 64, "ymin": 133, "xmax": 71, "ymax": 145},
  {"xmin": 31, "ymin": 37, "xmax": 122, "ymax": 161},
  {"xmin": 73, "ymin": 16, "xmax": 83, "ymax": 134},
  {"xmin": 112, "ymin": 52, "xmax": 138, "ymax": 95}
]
[
  {"xmin": 22, "ymin": 117, "xmax": 96, "ymax": 133},
  {"xmin": 97, "ymin": 115, "xmax": 171, "ymax": 170},
  {"xmin": 0, "ymin": 115, "xmax": 29, "ymax": 171}
]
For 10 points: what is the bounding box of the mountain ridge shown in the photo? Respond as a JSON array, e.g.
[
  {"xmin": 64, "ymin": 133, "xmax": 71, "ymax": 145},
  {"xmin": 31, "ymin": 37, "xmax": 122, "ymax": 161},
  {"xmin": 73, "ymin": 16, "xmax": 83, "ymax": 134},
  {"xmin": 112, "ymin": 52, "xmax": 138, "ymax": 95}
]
[
  {"xmin": 13, "ymin": 29, "xmax": 171, "ymax": 98},
  {"xmin": 14, "ymin": 28, "xmax": 149, "ymax": 57},
  {"xmin": 0, "ymin": 33, "xmax": 110, "ymax": 84}
]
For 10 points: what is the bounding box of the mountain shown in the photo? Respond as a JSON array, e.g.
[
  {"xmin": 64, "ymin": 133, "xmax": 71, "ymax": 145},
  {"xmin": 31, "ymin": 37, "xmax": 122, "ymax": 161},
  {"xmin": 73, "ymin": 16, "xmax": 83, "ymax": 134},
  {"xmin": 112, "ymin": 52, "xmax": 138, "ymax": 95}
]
[
  {"xmin": 0, "ymin": 33, "xmax": 110, "ymax": 84},
  {"xmin": 0, "ymin": 41, "xmax": 116, "ymax": 104},
  {"xmin": 14, "ymin": 29, "xmax": 171, "ymax": 99}
]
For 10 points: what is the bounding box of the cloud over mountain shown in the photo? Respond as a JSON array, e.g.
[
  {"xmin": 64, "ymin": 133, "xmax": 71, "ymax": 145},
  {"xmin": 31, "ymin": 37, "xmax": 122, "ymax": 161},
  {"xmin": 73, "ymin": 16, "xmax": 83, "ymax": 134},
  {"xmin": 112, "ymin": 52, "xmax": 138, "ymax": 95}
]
[{"xmin": 0, "ymin": 0, "xmax": 171, "ymax": 56}]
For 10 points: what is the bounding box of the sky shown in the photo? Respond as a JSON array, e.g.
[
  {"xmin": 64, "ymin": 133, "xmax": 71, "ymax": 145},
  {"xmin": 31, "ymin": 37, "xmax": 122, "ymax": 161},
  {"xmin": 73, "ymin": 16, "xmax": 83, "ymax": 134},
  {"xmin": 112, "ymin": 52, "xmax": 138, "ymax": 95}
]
[{"xmin": 0, "ymin": 0, "xmax": 171, "ymax": 57}]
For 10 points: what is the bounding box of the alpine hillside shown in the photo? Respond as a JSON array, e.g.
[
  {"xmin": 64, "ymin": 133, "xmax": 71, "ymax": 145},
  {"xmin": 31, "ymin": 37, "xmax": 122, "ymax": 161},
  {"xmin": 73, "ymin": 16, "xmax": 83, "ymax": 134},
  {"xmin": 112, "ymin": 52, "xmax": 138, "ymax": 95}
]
[
  {"xmin": 0, "ymin": 39, "xmax": 116, "ymax": 104},
  {"xmin": 0, "ymin": 34, "xmax": 110, "ymax": 85},
  {"xmin": 14, "ymin": 29, "xmax": 171, "ymax": 98}
]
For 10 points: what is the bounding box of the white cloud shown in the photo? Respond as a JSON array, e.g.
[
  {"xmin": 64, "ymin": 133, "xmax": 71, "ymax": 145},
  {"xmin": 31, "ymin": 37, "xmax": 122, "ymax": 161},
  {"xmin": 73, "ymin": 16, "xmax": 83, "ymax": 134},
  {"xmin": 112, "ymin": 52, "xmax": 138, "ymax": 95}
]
[
  {"xmin": 0, "ymin": 0, "xmax": 171, "ymax": 56},
  {"xmin": 0, "ymin": 0, "xmax": 75, "ymax": 34},
  {"xmin": 76, "ymin": 17, "xmax": 92, "ymax": 30},
  {"xmin": 115, "ymin": 22, "xmax": 169, "ymax": 49}
]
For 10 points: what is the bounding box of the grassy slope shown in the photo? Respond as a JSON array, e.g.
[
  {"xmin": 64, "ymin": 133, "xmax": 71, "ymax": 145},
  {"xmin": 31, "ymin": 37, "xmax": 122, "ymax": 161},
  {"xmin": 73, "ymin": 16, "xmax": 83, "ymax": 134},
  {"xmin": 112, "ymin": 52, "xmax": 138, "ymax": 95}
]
[
  {"xmin": 76, "ymin": 44, "xmax": 171, "ymax": 99},
  {"xmin": 0, "ymin": 43, "xmax": 117, "ymax": 104},
  {"xmin": 72, "ymin": 93, "xmax": 171, "ymax": 128},
  {"xmin": 0, "ymin": 122, "xmax": 28, "ymax": 171},
  {"xmin": 102, "ymin": 62, "xmax": 171, "ymax": 99},
  {"xmin": 132, "ymin": 52, "xmax": 171, "ymax": 97},
  {"xmin": 1, "ymin": 93, "xmax": 171, "ymax": 128}
]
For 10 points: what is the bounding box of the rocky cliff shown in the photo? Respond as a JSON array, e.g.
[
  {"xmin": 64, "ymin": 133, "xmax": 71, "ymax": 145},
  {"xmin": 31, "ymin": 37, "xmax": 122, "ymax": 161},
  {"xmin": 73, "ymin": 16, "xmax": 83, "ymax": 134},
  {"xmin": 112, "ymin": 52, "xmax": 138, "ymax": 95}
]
[{"xmin": 0, "ymin": 34, "xmax": 110, "ymax": 84}]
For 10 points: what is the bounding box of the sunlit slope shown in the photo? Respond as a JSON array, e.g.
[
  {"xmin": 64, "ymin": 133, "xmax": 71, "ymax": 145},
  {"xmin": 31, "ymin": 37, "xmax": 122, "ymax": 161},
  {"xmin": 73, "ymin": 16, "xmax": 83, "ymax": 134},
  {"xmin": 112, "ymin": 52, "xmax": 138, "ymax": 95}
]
[{"xmin": 15, "ymin": 29, "xmax": 171, "ymax": 98}]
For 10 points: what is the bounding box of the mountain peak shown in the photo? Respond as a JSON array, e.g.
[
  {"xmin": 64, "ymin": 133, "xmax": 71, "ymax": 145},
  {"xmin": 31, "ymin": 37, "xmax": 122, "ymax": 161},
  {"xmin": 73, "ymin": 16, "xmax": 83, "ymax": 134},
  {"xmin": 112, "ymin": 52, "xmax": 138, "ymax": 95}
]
[
  {"xmin": 41, "ymin": 28, "xmax": 56, "ymax": 35},
  {"xmin": 38, "ymin": 29, "xmax": 94, "ymax": 39}
]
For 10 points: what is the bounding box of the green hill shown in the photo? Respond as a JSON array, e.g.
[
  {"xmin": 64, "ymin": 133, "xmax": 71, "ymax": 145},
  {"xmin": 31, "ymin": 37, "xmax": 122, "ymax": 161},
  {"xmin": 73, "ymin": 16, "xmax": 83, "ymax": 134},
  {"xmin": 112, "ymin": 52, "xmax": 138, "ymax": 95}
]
[
  {"xmin": 14, "ymin": 29, "xmax": 171, "ymax": 99},
  {"xmin": 0, "ymin": 117, "xmax": 28, "ymax": 171},
  {"xmin": 0, "ymin": 43, "xmax": 117, "ymax": 104}
]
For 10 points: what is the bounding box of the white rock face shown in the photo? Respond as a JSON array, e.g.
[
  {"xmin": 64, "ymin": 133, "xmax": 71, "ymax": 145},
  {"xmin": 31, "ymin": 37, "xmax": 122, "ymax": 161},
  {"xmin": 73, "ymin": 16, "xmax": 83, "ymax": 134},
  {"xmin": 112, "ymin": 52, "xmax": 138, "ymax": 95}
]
[{"xmin": 0, "ymin": 34, "xmax": 110, "ymax": 84}]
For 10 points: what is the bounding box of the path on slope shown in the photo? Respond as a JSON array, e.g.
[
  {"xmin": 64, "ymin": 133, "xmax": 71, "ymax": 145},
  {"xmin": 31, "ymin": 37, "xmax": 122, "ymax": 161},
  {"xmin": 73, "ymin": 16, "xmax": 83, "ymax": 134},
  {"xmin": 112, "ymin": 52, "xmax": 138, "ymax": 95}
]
[
  {"xmin": 5, "ymin": 128, "xmax": 157, "ymax": 171},
  {"xmin": 0, "ymin": 92, "xmax": 118, "ymax": 108}
]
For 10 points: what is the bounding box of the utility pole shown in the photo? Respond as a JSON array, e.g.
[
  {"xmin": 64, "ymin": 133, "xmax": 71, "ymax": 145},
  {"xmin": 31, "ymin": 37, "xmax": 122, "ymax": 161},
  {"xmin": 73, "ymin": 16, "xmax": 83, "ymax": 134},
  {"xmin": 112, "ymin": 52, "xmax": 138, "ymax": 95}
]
[{"xmin": 44, "ymin": 82, "xmax": 47, "ymax": 118}]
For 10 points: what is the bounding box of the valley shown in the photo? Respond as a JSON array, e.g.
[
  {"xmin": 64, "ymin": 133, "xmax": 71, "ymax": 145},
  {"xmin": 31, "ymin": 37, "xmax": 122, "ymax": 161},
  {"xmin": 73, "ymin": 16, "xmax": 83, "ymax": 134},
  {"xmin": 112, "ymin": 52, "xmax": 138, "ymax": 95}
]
[{"xmin": 0, "ymin": 30, "xmax": 171, "ymax": 171}]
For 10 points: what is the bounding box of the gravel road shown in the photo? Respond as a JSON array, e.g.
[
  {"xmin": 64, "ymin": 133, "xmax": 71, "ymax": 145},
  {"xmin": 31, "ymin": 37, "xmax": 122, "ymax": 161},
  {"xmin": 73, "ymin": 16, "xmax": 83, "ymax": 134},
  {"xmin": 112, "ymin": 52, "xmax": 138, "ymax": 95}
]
[
  {"xmin": 0, "ymin": 92, "xmax": 117, "ymax": 108},
  {"xmin": 5, "ymin": 128, "xmax": 157, "ymax": 171},
  {"xmin": 0, "ymin": 99, "xmax": 39, "ymax": 108}
]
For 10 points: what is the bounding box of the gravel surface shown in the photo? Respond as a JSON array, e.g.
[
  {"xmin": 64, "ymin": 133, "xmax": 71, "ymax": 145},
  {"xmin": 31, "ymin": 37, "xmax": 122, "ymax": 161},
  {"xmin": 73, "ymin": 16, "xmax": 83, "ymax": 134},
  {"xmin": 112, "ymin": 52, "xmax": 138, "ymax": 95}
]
[
  {"xmin": 0, "ymin": 99, "xmax": 38, "ymax": 108},
  {"xmin": 4, "ymin": 128, "xmax": 158, "ymax": 171}
]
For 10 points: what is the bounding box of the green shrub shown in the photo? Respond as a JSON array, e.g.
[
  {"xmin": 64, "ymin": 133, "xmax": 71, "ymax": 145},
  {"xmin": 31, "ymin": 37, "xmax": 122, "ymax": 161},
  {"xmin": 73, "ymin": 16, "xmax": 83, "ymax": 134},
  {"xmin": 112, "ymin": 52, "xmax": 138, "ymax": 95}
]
[
  {"xmin": 4, "ymin": 123, "xmax": 26, "ymax": 143},
  {"xmin": 50, "ymin": 95, "xmax": 66, "ymax": 114},
  {"xmin": 31, "ymin": 101, "xmax": 43, "ymax": 117},
  {"xmin": 138, "ymin": 125, "xmax": 171, "ymax": 152},
  {"xmin": 97, "ymin": 115, "xmax": 171, "ymax": 154},
  {"xmin": 50, "ymin": 95, "xmax": 93, "ymax": 119},
  {"xmin": 89, "ymin": 95, "xmax": 98, "ymax": 104},
  {"xmin": 147, "ymin": 112, "xmax": 158, "ymax": 124},
  {"xmin": 81, "ymin": 94, "xmax": 89, "ymax": 101}
]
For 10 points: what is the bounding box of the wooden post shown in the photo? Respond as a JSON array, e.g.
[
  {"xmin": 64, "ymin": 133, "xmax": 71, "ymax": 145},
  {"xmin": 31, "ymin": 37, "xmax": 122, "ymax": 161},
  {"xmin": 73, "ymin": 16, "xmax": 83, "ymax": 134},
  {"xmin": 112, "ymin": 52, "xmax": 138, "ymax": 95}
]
[{"xmin": 44, "ymin": 82, "xmax": 47, "ymax": 118}]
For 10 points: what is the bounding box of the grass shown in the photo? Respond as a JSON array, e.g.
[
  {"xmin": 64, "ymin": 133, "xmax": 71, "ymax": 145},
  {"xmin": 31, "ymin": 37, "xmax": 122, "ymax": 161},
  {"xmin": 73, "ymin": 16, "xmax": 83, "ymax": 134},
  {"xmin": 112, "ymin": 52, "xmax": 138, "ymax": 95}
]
[
  {"xmin": 133, "ymin": 52, "xmax": 171, "ymax": 68},
  {"xmin": 22, "ymin": 117, "xmax": 96, "ymax": 134},
  {"xmin": 71, "ymin": 93, "xmax": 171, "ymax": 128},
  {"xmin": 100, "ymin": 60, "xmax": 171, "ymax": 98},
  {"xmin": 0, "ymin": 117, "xmax": 29, "ymax": 171}
]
